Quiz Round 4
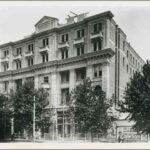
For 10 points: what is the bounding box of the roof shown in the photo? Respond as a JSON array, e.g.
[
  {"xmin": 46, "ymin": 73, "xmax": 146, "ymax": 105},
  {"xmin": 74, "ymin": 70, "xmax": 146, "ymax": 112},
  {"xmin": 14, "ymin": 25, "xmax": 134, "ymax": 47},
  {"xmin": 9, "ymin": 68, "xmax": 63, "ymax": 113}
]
[{"xmin": 34, "ymin": 16, "xmax": 58, "ymax": 26}]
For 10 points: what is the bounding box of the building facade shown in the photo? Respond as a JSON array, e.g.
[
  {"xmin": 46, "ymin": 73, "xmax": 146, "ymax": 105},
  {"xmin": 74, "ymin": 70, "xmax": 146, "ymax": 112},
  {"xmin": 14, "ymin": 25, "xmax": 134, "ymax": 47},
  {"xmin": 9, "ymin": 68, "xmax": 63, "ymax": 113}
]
[{"xmin": 0, "ymin": 11, "xmax": 145, "ymax": 140}]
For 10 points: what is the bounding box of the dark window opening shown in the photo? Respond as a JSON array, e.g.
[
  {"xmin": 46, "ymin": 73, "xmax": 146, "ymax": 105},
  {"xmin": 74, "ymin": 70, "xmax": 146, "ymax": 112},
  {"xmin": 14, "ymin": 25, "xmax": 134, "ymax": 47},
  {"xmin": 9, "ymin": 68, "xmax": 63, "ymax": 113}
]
[
  {"xmin": 44, "ymin": 76, "xmax": 49, "ymax": 83},
  {"xmin": 76, "ymin": 68, "xmax": 86, "ymax": 81},
  {"xmin": 61, "ymin": 71, "xmax": 69, "ymax": 84},
  {"xmin": 93, "ymin": 39, "xmax": 102, "ymax": 51},
  {"xmin": 93, "ymin": 23, "xmax": 102, "ymax": 33}
]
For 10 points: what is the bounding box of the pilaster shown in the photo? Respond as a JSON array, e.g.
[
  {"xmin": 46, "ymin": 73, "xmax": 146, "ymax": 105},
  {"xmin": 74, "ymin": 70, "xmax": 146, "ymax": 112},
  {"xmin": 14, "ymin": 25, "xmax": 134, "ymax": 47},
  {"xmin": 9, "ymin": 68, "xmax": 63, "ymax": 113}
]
[{"xmin": 102, "ymin": 61, "xmax": 110, "ymax": 98}]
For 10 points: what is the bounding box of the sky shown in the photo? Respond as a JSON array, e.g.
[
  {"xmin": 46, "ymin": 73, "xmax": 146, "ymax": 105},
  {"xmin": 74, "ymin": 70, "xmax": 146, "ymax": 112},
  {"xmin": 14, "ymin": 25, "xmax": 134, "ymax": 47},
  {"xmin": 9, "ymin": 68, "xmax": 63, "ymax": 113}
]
[{"xmin": 0, "ymin": 1, "xmax": 150, "ymax": 61}]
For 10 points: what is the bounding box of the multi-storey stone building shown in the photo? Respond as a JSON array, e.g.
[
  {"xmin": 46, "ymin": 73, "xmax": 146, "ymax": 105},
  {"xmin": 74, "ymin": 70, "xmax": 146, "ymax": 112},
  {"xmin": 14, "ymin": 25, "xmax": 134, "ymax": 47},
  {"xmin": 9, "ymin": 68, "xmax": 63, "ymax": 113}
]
[{"xmin": 0, "ymin": 11, "xmax": 145, "ymax": 140}]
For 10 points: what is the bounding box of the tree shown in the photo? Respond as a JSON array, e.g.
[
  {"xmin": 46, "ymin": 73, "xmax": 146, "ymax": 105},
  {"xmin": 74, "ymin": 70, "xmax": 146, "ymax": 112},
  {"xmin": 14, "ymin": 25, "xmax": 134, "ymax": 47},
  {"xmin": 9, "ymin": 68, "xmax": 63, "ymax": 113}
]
[
  {"xmin": 70, "ymin": 78, "xmax": 113, "ymax": 142},
  {"xmin": 0, "ymin": 94, "xmax": 12, "ymax": 140},
  {"xmin": 13, "ymin": 80, "xmax": 51, "ymax": 138},
  {"xmin": 119, "ymin": 61, "xmax": 150, "ymax": 134}
]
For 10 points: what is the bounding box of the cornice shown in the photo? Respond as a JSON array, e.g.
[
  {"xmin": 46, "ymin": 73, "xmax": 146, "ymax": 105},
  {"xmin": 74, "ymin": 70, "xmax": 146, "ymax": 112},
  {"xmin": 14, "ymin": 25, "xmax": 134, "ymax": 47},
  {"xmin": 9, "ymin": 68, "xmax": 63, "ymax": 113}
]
[
  {"xmin": 0, "ymin": 48, "xmax": 115, "ymax": 78},
  {"xmin": 0, "ymin": 11, "xmax": 114, "ymax": 49}
]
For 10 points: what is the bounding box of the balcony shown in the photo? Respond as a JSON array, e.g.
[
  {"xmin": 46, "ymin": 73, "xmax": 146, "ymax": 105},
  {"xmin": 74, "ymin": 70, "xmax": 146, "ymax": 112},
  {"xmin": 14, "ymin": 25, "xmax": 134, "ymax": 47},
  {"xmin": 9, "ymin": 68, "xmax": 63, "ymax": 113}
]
[
  {"xmin": 39, "ymin": 46, "xmax": 50, "ymax": 53},
  {"xmin": 90, "ymin": 31, "xmax": 103, "ymax": 39},
  {"xmin": 13, "ymin": 54, "xmax": 22, "ymax": 60},
  {"xmin": 25, "ymin": 51, "xmax": 34, "ymax": 57},
  {"xmin": 58, "ymin": 42, "xmax": 69, "ymax": 49},
  {"xmin": 1, "ymin": 56, "xmax": 9, "ymax": 63},
  {"xmin": 41, "ymin": 83, "xmax": 50, "ymax": 89},
  {"xmin": 73, "ymin": 37, "xmax": 85, "ymax": 45}
]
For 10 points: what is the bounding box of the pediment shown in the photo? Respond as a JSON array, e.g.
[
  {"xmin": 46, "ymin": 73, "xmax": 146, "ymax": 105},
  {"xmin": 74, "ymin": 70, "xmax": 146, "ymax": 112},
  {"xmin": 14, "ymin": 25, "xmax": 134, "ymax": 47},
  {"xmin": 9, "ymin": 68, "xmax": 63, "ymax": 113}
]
[{"xmin": 35, "ymin": 16, "xmax": 58, "ymax": 27}]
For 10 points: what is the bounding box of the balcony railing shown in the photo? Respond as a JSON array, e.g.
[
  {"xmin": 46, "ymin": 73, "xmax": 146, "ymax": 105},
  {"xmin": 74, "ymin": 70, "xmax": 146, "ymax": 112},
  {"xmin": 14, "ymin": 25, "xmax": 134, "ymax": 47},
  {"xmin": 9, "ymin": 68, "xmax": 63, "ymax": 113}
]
[
  {"xmin": 13, "ymin": 54, "xmax": 22, "ymax": 60},
  {"xmin": 1, "ymin": 56, "xmax": 9, "ymax": 63},
  {"xmin": 90, "ymin": 31, "xmax": 103, "ymax": 39},
  {"xmin": 58, "ymin": 42, "xmax": 69, "ymax": 49},
  {"xmin": 25, "ymin": 51, "xmax": 34, "ymax": 57},
  {"xmin": 73, "ymin": 37, "xmax": 85, "ymax": 45},
  {"xmin": 39, "ymin": 46, "xmax": 50, "ymax": 53}
]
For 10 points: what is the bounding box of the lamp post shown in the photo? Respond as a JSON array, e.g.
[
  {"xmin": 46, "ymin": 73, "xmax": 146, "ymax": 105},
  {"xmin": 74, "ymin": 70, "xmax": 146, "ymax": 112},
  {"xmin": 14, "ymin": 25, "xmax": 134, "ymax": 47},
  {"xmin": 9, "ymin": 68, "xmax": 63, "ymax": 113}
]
[{"xmin": 33, "ymin": 95, "xmax": 35, "ymax": 142}]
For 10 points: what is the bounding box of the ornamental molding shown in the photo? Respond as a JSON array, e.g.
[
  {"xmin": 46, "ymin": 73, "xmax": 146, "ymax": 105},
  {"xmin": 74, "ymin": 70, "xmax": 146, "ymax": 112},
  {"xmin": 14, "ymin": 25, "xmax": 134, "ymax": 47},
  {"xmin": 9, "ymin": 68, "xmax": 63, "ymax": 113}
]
[{"xmin": 0, "ymin": 48, "xmax": 114, "ymax": 78}]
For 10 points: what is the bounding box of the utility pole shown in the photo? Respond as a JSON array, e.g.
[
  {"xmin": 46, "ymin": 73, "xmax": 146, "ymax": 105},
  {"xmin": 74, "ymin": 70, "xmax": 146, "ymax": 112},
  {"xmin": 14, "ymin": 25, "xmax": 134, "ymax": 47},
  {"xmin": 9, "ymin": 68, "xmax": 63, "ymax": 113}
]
[{"xmin": 33, "ymin": 95, "xmax": 35, "ymax": 142}]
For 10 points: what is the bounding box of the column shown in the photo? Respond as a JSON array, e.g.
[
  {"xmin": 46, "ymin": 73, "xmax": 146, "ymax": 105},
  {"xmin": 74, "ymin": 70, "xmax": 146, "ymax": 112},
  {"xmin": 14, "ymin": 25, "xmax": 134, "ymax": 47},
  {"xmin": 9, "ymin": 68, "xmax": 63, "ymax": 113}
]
[
  {"xmin": 102, "ymin": 62, "xmax": 110, "ymax": 98},
  {"xmin": 69, "ymin": 69, "xmax": 76, "ymax": 139},
  {"xmin": 69, "ymin": 69, "xmax": 76, "ymax": 93},
  {"xmin": 51, "ymin": 72, "xmax": 61, "ymax": 107},
  {"xmin": 9, "ymin": 80, "xmax": 15, "ymax": 136},
  {"xmin": 51, "ymin": 71, "xmax": 61, "ymax": 140},
  {"xmin": 34, "ymin": 75, "xmax": 39, "ymax": 89},
  {"xmin": 86, "ymin": 65, "xmax": 93, "ymax": 80}
]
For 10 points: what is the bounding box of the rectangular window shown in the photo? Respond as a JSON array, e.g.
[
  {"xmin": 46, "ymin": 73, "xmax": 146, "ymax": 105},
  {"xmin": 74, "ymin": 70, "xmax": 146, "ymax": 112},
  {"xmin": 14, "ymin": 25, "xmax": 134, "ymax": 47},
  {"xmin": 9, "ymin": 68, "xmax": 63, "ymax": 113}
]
[
  {"xmin": 77, "ymin": 47, "xmax": 80, "ymax": 56},
  {"xmin": 123, "ymin": 57, "xmax": 125, "ymax": 66},
  {"xmin": 77, "ymin": 29, "xmax": 84, "ymax": 39},
  {"xmin": 93, "ymin": 39, "xmax": 102, "ymax": 51},
  {"xmin": 76, "ymin": 68, "xmax": 86, "ymax": 81},
  {"xmin": 133, "ymin": 57, "xmax": 135, "ymax": 65},
  {"xmin": 27, "ymin": 57, "xmax": 34, "ymax": 67},
  {"xmin": 123, "ymin": 41, "xmax": 125, "ymax": 51},
  {"xmin": 127, "ymin": 50, "xmax": 129, "ymax": 58},
  {"xmin": 130, "ymin": 68, "xmax": 132, "ymax": 74},
  {"xmin": 42, "ymin": 53, "xmax": 49, "ymax": 63},
  {"xmin": 4, "ymin": 81, "xmax": 9, "ymax": 92},
  {"xmin": 4, "ymin": 50, "xmax": 9, "ymax": 57},
  {"xmin": 76, "ymin": 45, "xmax": 84, "ymax": 56},
  {"xmin": 66, "ymin": 50, "xmax": 68, "ymax": 58},
  {"xmin": 44, "ymin": 76, "xmax": 49, "ymax": 83},
  {"xmin": 4, "ymin": 63, "xmax": 9, "ymax": 71},
  {"xmin": 16, "ymin": 47, "xmax": 22, "ymax": 56},
  {"xmin": 43, "ymin": 38, "xmax": 49, "ymax": 47},
  {"xmin": 16, "ymin": 60, "xmax": 22, "ymax": 70},
  {"xmin": 15, "ymin": 79, "xmax": 22, "ymax": 89},
  {"xmin": 61, "ymin": 88, "xmax": 69, "ymax": 105},
  {"xmin": 57, "ymin": 111, "xmax": 71, "ymax": 137},
  {"xmin": 93, "ymin": 23, "xmax": 102, "ymax": 33},
  {"xmin": 94, "ymin": 65, "xmax": 102, "ymax": 78},
  {"xmin": 127, "ymin": 64, "xmax": 129, "ymax": 73},
  {"xmin": 62, "ymin": 50, "xmax": 64, "ymax": 59},
  {"xmin": 28, "ymin": 44, "xmax": 34, "ymax": 53},
  {"xmin": 61, "ymin": 49, "xmax": 68, "ymax": 59},
  {"xmin": 61, "ymin": 71, "xmax": 69, "ymax": 84},
  {"xmin": 61, "ymin": 34, "xmax": 68, "ymax": 43}
]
